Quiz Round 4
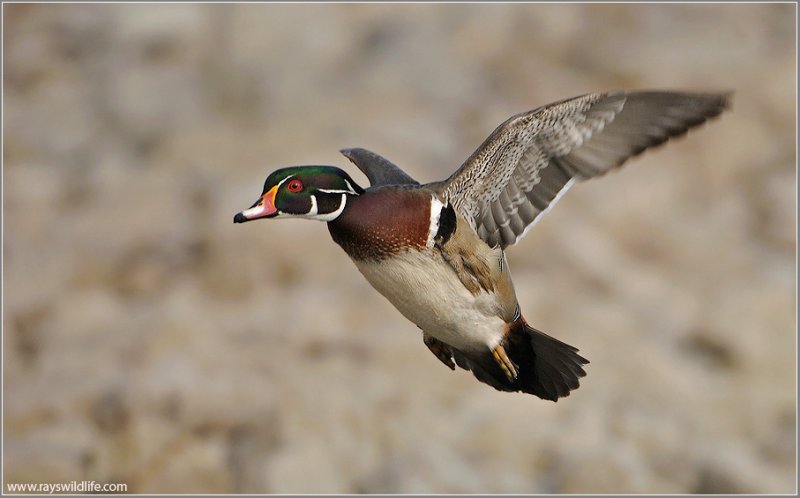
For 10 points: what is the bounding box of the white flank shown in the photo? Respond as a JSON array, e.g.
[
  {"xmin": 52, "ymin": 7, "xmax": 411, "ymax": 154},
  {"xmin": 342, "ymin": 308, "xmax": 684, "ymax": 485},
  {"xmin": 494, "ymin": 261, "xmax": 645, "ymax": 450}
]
[{"xmin": 427, "ymin": 196, "xmax": 444, "ymax": 248}]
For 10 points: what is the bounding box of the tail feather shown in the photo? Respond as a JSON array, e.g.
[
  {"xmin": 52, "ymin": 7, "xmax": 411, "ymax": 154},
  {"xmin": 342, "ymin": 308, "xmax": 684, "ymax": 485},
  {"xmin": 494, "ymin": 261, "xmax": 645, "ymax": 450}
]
[
  {"xmin": 511, "ymin": 320, "xmax": 589, "ymax": 400},
  {"xmin": 454, "ymin": 319, "xmax": 588, "ymax": 401}
]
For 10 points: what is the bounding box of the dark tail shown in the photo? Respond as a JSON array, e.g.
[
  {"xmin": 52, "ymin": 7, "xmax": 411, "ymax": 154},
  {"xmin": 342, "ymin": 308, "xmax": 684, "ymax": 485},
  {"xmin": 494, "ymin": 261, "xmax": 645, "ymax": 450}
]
[{"xmin": 454, "ymin": 319, "xmax": 588, "ymax": 401}]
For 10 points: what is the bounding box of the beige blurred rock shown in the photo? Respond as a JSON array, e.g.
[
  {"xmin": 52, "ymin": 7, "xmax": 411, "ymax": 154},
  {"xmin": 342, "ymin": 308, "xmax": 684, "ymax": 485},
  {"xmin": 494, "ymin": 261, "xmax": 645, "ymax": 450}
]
[{"xmin": 3, "ymin": 3, "xmax": 795, "ymax": 494}]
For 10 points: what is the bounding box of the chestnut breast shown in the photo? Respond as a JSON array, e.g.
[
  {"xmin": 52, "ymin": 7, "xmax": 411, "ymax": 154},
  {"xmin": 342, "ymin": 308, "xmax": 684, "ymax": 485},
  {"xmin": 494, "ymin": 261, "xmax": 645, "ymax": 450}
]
[{"xmin": 328, "ymin": 186, "xmax": 434, "ymax": 261}]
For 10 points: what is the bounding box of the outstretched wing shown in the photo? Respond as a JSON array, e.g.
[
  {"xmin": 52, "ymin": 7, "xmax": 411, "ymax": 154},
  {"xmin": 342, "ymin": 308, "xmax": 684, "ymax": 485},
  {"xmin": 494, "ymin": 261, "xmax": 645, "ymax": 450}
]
[
  {"xmin": 340, "ymin": 147, "xmax": 419, "ymax": 187},
  {"xmin": 441, "ymin": 91, "xmax": 731, "ymax": 248}
]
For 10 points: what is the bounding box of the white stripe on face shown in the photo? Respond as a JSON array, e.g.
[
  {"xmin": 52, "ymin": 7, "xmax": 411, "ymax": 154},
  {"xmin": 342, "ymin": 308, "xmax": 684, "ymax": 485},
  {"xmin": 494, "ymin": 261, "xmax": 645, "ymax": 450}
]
[
  {"xmin": 306, "ymin": 194, "xmax": 319, "ymax": 217},
  {"xmin": 313, "ymin": 193, "xmax": 348, "ymax": 222},
  {"xmin": 318, "ymin": 178, "xmax": 358, "ymax": 195},
  {"xmin": 276, "ymin": 174, "xmax": 294, "ymax": 190},
  {"xmin": 280, "ymin": 193, "xmax": 347, "ymax": 222}
]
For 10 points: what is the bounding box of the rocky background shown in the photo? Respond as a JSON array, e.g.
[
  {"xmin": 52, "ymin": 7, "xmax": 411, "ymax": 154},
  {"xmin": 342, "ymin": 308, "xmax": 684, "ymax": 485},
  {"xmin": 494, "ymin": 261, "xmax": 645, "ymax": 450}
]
[{"xmin": 4, "ymin": 3, "xmax": 796, "ymax": 494}]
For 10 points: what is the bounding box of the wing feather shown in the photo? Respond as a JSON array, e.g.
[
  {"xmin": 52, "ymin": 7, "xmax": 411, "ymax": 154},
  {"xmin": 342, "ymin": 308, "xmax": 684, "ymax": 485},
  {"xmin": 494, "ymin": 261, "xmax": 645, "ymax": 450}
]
[
  {"xmin": 441, "ymin": 91, "xmax": 731, "ymax": 248},
  {"xmin": 340, "ymin": 147, "xmax": 419, "ymax": 187}
]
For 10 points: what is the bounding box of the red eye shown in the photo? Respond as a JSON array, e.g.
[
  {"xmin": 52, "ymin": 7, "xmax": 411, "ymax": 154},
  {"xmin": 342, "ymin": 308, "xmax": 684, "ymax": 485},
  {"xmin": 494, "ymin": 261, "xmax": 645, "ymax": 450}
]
[{"xmin": 287, "ymin": 179, "xmax": 303, "ymax": 193}]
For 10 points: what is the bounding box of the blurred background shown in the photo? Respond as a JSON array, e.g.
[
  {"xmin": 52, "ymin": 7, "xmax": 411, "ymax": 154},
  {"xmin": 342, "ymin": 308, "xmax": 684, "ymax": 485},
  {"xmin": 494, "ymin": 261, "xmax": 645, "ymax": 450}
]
[{"xmin": 3, "ymin": 3, "xmax": 796, "ymax": 494}]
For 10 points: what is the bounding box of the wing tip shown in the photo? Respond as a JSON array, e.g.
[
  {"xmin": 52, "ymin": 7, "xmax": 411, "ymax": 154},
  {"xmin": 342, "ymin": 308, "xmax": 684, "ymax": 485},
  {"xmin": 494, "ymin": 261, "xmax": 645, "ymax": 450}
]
[{"xmin": 339, "ymin": 147, "xmax": 361, "ymax": 160}]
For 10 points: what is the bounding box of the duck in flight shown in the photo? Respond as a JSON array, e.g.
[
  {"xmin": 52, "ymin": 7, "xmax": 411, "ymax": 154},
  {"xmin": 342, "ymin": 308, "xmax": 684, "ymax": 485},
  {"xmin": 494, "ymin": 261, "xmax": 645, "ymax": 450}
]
[{"xmin": 234, "ymin": 91, "xmax": 730, "ymax": 401}]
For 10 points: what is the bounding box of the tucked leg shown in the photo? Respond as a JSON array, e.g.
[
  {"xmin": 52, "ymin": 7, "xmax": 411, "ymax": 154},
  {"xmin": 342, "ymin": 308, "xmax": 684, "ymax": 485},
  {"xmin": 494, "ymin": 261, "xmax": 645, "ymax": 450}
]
[
  {"xmin": 423, "ymin": 333, "xmax": 455, "ymax": 370},
  {"xmin": 492, "ymin": 344, "xmax": 518, "ymax": 382}
]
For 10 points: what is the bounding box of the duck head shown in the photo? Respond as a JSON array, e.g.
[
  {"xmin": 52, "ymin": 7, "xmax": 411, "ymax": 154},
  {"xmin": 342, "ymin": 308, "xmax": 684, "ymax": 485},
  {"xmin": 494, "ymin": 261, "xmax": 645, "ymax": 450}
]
[{"xmin": 234, "ymin": 166, "xmax": 364, "ymax": 223}]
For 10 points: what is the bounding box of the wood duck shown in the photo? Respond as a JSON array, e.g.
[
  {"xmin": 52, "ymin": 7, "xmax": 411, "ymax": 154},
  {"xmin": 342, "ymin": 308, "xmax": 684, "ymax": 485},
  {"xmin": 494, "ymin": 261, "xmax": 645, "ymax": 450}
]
[{"xmin": 234, "ymin": 91, "xmax": 730, "ymax": 401}]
